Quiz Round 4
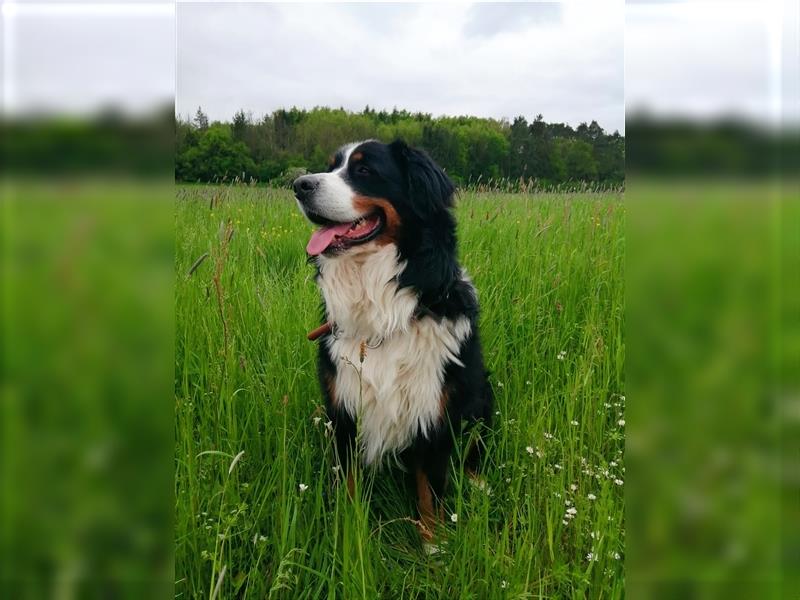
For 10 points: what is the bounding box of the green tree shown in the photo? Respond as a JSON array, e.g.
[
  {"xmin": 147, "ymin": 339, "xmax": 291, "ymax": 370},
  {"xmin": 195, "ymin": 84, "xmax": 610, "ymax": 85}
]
[
  {"xmin": 193, "ymin": 107, "xmax": 209, "ymax": 131},
  {"xmin": 555, "ymin": 138, "xmax": 598, "ymax": 181}
]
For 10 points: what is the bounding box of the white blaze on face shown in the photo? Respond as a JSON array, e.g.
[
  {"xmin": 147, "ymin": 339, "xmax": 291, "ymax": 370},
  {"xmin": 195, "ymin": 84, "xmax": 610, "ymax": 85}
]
[{"xmin": 297, "ymin": 142, "xmax": 367, "ymax": 224}]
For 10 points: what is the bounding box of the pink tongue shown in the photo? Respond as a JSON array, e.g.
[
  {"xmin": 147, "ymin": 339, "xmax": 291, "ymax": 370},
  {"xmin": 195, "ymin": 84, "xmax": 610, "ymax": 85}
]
[{"xmin": 306, "ymin": 222, "xmax": 354, "ymax": 256}]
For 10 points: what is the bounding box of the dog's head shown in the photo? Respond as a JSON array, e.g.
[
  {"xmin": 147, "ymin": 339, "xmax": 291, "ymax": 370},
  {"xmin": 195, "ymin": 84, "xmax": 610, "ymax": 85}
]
[{"xmin": 293, "ymin": 140, "xmax": 455, "ymax": 257}]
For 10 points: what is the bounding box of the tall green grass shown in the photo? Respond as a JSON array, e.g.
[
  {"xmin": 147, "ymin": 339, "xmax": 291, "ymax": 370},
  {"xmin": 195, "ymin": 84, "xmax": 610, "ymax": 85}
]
[{"xmin": 175, "ymin": 185, "xmax": 625, "ymax": 599}]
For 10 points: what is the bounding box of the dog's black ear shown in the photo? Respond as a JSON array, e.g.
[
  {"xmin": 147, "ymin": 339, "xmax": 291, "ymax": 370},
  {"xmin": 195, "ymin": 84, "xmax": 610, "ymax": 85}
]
[{"xmin": 390, "ymin": 139, "xmax": 454, "ymax": 218}]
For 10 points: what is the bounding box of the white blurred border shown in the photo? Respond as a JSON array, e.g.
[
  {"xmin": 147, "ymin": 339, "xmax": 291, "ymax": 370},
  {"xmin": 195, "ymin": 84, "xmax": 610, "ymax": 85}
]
[{"xmin": 1, "ymin": 1, "xmax": 174, "ymax": 116}]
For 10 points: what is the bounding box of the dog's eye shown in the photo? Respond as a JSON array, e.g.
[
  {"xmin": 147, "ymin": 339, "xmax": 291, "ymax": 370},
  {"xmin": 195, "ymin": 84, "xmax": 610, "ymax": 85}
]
[{"xmin": 355, "ymin": 165, "xmax": 371, "ymax": 176}]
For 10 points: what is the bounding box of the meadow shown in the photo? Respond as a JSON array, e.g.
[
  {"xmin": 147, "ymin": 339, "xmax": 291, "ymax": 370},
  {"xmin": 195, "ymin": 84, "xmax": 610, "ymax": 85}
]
[{"xmin": 175, "ymin": 185, "xmax": 625, "ymax": 599}]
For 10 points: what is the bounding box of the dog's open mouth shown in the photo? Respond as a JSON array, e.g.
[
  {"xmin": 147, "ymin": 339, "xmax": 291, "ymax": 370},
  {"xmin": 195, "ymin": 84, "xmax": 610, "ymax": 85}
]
[{"xmin": 306, "ymin": 212, "xmax": 383, "ymax": 256}]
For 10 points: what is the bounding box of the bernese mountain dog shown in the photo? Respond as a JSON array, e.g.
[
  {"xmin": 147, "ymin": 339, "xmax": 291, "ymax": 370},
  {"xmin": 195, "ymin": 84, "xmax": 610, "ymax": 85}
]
[{"xmin": 293, "ymin": 139, "xmax": 493, "ymax": 543}]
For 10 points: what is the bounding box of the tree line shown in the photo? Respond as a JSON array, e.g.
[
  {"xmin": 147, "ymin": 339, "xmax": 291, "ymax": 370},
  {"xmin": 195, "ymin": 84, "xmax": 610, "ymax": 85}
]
[{"xmin": 176, "ymin": 106, "xmax": 625, "ymax": 187}]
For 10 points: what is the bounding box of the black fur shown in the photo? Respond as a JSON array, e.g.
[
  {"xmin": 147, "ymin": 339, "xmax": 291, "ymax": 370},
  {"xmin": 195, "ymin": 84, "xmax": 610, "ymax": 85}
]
[{"xmin": 303, "ymin": 139, "xmax": 493, "ymax": 526}]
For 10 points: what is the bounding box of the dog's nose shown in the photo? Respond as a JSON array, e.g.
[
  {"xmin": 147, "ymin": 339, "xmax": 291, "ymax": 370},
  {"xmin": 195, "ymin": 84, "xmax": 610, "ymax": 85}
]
[{"xmin": 293, "ymin": 175, "xmax": 319, "ymax": 202}]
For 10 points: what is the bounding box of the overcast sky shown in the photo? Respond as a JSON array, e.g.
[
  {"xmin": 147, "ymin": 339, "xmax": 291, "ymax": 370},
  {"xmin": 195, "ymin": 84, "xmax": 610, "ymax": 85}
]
[
  {"xmin": 177, "ymin": 2, "xmax": 625, "ymax": 133},
  {"xmin": 2, "ymin": 1, "xmax": 794, "ymax": 128}
]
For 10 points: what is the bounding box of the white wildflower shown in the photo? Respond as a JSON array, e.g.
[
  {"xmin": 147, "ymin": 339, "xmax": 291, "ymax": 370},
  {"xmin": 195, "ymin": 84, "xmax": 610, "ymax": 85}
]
[
  {"xmin": 587, "ymin": 493, "xmax": 597, "ymax": 501},
  {"xmin": 614, "ymin": 478, "xmax": 624, "ymax": 486},
  {"xmin": 526, "ymin": 446, "xmax": 535, "ymax": 455},
  {"xmin": 618, "ymin": 419, "xmax": 625, "ymax": 427},
  {"xmin": 450, "ymin": 513, "xmax": 458, "ymax": 523},
  {"xmin": 557, "ymin": 350, "xmax": 567, "ymax": 361},
  {"xmin": 570, "ymin": 420, "xmax": 579, "ymax": 426},
  {"xmin": 298, "ymin": 483, "xmax": 309, "ymax": 493},
  {"xmin": 313, "ymin": 416, "xmax": 322, "ymax": 425},
  {"xmin": 570, "ymin": 484, "xmax": 578, "ymax": 492}
]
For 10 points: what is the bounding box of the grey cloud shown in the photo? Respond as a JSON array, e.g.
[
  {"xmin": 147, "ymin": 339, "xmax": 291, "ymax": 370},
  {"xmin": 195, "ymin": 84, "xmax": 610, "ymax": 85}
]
[{"xmin": 463, "ymin": 2, "xmax": 562, "ymax": 38}]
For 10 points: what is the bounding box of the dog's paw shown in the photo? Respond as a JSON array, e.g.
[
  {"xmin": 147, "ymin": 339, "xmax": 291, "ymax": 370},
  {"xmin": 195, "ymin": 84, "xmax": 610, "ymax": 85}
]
[
  {"xmin": 422, "ymin": 542, "xmax": 442, "ymax": 556},
  {"xmin": 468, "ymin": 473, "xmax": 492, "ymax": 496}
]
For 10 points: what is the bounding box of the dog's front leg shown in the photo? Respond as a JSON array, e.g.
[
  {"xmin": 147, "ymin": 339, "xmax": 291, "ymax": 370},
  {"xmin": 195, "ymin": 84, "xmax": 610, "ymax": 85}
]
[{"xmin": 414, "ymin": 435, "xmax": 452, "ymax": 545}]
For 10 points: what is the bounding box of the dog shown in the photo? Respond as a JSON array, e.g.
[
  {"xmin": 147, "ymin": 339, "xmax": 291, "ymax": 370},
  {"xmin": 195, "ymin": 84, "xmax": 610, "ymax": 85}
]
[{"xmin": 293, "ymin": 139, "xmax": 493, "ymax": 542}]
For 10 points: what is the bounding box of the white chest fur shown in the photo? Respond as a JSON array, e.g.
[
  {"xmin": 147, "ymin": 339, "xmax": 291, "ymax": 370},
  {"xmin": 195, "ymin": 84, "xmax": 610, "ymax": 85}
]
[{"xmin": 317, "ymin": 243, "xmax": 472, "ymax": 465}]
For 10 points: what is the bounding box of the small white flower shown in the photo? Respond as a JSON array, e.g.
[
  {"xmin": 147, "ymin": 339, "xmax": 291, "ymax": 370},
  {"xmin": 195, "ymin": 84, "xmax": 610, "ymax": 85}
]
[
  {"xmin": 500, "ymin": 580, "xmax": 508, "ymax": 589},
  {"xmin": 566, "ymin": 507, "xmax": 577, "ymax": 515},
  {"xmin": 562, "ymin": 519, "xmax": 569, "ymax": 525},
  {"xmin": 526, "ymin": 446, "xmax": 534, "ymax": 455},
  {"xmin": 525, "ymin": 380, "xmax": 532, "ymax": 386},
  {"xmin": 565, "ymin": 498, "xmax": 573, "ymax": 506},
  {"xmin": 587, "ymin": 552, "xmax": 597, "ymax": 562},
  {"xmin": 536, "ymin": 448, "xmax": 544, "ymax": 458},
  {"xmin": 614, "ymin": 552, "xmax": 621, "ymax": 560},
  {"xmin": 332, "ymin": 465, "xmax": 341, "ymax": 472},
  {"xmin": 570, "ymin": 483, "xmax": 578, "ymax": 491},
  {"xmin": 298, "ymin": 483, "xmax": 309, "ymax": 493},
  {"xmin": 324, "ymin": 421, "xmax": 333, "ymax": 432},
  {"xmin": 554, "ymin": 463, "xmax": 563, "ymax": 470},
  {"xmin": 543, "ymin": 432, "xmax": 554, "ymax": 440},
  {"xmin": 557, "ymin": 350, "xmax": 567, "ymax": 361},
  {"xmin": 450, "ymin": 513, "xmax": 458, "ymax": 523},
  {"xmin": 505, "ymin": 477, "xmax": 511, "ymax": 483},
  {"xmin": 610, "ymin": 461, "xmax": 618, "ymax": 467},
  {"xmin": 618, "ymin": 419, "xmax": 625, "ymax": 427},
  {"xmin": 495, "ymin": 410, "xmax": 501, "ymax": 416},
  {"xmin": 620, "ymin": 395, "xmax": 626, "ymax": 402},
  {"xmin": 614, "ymin": 478, "xmax": 624, "ymax": 486},
  {"xmin": 570, "ymin": 420, "xmax": 579, "ymax": 426},
  {"xmin": 313, "ymin": 416, "xmax": 322, "ymax": 425},
  {"xmin": 497, "ymin": 381, "xmax": 504, "ymax": 388},
  {"xmin": 588, "ymin": 493, "xmax": 597, "ymax": 501}
]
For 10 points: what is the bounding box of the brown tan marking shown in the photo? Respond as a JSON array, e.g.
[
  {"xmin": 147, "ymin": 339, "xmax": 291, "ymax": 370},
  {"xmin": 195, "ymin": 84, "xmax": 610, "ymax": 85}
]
[
  {"xmin": 438, "ymin": 386, "xmax": 450, "ymax": 420},
  {"xmin": 415, "ymin": 467, "xmax": 437, "ymax": 541},
  {"xmin": 349, "ymin": 151, "xmax": 363, "ymax": 162},
  {"xmin": 325, "ymin": 372, "xmax": 338, "ymax": 408},
  {"xmin": 346, "ymin": 471, "xmax": 356, "ymax": 499},
  {"xmin": 353, "ymin": 196, "xmax": 402, "ymax": 245}
]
